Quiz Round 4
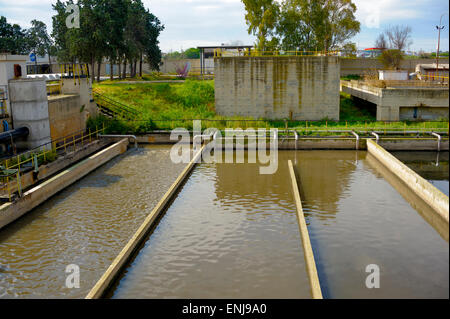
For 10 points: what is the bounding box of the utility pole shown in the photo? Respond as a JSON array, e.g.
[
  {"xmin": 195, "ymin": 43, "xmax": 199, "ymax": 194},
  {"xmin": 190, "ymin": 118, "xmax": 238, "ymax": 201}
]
[{"xmin": 436, "ymin": 13, "xmax": 446, "ymax": 80}]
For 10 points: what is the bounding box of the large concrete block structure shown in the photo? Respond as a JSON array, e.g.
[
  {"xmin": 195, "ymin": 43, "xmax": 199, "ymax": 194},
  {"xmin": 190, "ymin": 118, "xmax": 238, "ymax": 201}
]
[
  {"xmin": 8, "ymin": 78, "xmax": 52, "ymax": 148},
  {"xmin": 214, "ymin": 56, "xmax": 340, "ymax": 121}
]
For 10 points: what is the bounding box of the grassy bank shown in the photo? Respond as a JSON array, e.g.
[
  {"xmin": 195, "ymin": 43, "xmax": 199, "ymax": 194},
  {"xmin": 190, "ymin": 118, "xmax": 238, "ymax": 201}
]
[{"xmin": 91, "ymin": 79, "xmax": 448, "ymax": 135}]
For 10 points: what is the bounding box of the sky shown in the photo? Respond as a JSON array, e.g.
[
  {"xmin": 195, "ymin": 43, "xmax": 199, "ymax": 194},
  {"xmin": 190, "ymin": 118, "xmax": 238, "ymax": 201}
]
[{"xmin": 0, "ymin": 0, "xmax": 448, "ymax": 53}]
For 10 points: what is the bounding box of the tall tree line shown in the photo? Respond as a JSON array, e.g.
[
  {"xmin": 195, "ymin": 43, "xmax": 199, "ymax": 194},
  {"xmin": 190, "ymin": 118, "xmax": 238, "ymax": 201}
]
[
  {"xmin": 52, "ymin": 0, "xmax": 164, "ymax": 81},
  {"xmin": 0, "ymin": 16, "xmax": 54, "ymax": 60},
  {"xmin": 242, "ymin": 0, "xmax": 360, "ymax": 52}
]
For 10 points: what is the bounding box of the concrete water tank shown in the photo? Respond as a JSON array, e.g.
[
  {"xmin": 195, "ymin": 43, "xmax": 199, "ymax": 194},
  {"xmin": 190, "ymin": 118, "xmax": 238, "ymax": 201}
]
[{"xmin": 8, "ymin": 78, "xmax": 51, "ymax": 149}]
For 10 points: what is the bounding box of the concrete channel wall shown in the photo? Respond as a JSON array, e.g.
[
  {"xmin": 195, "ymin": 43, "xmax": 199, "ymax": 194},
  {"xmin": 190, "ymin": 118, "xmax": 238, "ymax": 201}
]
[
  {"xmin": 214, "ymin": 56, "xmax": 340, "ymax": 121},
  {"xmin": 0, "ymin": 139, "xmax": 129, "ymax": 229},
  {"xmin": 366, "ymin": 139, "xmax": 449, "ymax": 223},
  {"xmin": 133, "ymin": 133, "xmax": 448, "ymax": 151},
  {"xmin": 86, "ymin": 145, "xmax": 206, "ymax": 299}
]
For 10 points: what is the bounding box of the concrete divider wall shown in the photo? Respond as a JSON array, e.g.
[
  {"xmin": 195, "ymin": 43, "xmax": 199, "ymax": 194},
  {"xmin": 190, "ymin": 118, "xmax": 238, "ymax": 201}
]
[
  {"xmin": 0, "ymin": 139, "xmax": 128, "ymax": 229},
  {"xmin": 366, "ymin": 139, "xmax": 449, "ymax": 223},
  {"xmin": 86, "ymin": 145, "xmax": 206, "ymax": 298},
  {"xmin": 288, "ymin": 160, "xmax": 323, "ymax": 299}
]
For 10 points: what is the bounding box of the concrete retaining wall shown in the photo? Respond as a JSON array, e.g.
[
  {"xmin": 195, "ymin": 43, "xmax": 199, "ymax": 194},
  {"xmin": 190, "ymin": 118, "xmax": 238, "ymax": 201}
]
[
  {"xmin": 0, "ymin": 139, "xmax": 128, "ymax": 229},
  {"xmin": 133, "ymin": 133, "xmax": 448, "ymax": 151},
  {"xmin": 366, "ymin": 139, "xmax": 449, "ymax": 223},
  {"xmin": 48, "ymin": 94, "xmax": 87, "ymax": 141},
  {"xmin": 215, "ymin": 56, "xmax": 340, "ymax": 120}
]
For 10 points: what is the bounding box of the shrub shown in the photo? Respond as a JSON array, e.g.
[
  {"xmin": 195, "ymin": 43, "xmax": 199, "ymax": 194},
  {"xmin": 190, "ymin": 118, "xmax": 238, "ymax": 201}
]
[{"xmin": 378, "ymin": 49, "xmax": 404, "ymax": 70}]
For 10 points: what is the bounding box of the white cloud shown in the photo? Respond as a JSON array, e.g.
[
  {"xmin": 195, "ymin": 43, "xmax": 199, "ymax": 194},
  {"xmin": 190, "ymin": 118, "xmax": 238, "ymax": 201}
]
[
  {"xmin": 354, "ymin": 0, "xmax": 435, "ymax": 28},
  {"xmin": 0, "ymin": 0, "xmax": 447, "ymax": 52}
]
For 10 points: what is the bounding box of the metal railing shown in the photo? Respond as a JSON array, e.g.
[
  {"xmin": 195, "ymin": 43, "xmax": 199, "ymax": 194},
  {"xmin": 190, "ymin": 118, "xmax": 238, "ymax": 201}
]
[
  {"xmin": 0, "ymin": 126, "xmax": 105, "ymax": 202},
  {"xmin": 417, "ymin": 73, "xmax": 449, "ymax": 83},
  {"xmin": 93, "ymin": 90, "xmax": 140, "ymax": 120},
  {"xmin": 214, "ymin": 48, "xmax": 341, "ymax": 58},
  {"xmin": 46, "ymin": 83, "xmax": 61, "ymax": 95}
]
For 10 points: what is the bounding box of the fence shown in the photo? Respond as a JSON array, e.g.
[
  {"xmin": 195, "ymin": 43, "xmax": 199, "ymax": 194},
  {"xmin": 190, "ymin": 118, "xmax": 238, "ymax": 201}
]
[{"xmin": 214, "ymin": 48, "xmax": 341, "ymax": 58}]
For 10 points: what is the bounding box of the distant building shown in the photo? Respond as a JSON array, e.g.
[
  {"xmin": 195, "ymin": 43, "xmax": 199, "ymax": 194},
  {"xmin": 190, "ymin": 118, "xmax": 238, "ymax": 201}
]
[
  {"xmin": 26, "ymin": 53, "xmax": 56, "ymax": 74},
  {"xmin": 197, "ymin": 45, "xmax": 253, "ymax": 76},
  {"xmin": 360, "ymin": 48, "xmax": 384, "ymax": 58}
]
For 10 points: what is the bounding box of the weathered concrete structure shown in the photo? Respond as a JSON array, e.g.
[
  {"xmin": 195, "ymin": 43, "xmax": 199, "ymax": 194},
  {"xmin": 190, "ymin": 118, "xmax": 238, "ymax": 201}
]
[
  {"xmin": 341, "ymin": 80, "xmax": 449, "ymax": 121},
  {"xmin": 47, "ymin": 94, "xmax": 86, "ymax": 141},
  {"xmin": 215, "ymin": 56, "xmax": 340, "ymax": 121},
  {"xmin": 0, "ymin": 54, "xmax": 28, "ymax": 126},
  {"xmin": 8, "ymin": 78, "xmax": 52, "ymax": 148}
]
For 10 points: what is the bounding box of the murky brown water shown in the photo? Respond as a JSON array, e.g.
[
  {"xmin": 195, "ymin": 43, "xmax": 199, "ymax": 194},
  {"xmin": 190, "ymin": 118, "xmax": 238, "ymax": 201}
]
[
  {"xmin": 290, "ymin": 151, "xmax": 448, "ymax": 299},
  {"xmin": 391, "ymin": 151, "xmax": 449, "ymax": 196},
  {"xmin": 111, "ymin": 151, "xmax": 448, "ymax": 299},
  {"xmin": 0, "ymin": 145, "xmax": 185, "ymax": 298},
  {"xmin": 111, "ymin": 153, "xmax": 311, "ymax": 298},
  {"xmin": 0, "ymin": 148, "xmax": 448, "ymax": 299}
]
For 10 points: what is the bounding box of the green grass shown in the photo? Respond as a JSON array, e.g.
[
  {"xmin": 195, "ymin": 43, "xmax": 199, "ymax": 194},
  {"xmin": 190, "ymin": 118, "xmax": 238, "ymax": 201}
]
[
  {"xmin": 92, "ymin": 80, "xmax": 449, "ymax": 135},
  {"xmin": 340, "ymin": 74, "xmax": 361, "ymax": 81}
]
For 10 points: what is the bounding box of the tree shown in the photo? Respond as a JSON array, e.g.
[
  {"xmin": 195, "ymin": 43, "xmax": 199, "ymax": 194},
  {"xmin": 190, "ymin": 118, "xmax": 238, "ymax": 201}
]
[
  {"xmin": 51, "ymin": 0, "xmax": 163, "ymax": 80},
  {"xmin": 241, "ymin": 0, "xmax": 280, "ymax": 51},
  {"xmin": 379, "ymin": 49, "xmax": 403, "ymax": 70},
  {"xmin": 341, "ymin": 42, "xmax": 357, "ymax": 57},
  {"xmin": 385, "ymin": 25, "xmax": 412, "ymax": 52},
  {"xmin": 52, "ymin": 0, "xmax": 76, "ymax": 62},
  {"xmin": 184, "ymin": 48, "xmax": 200, "ymax": 59},
  {"xmin": 374, "ymin": 33, "xmax": 388, "ymax": 50},
  {"xmin": 143, "ymin": 9, "xmax": 164, "ymax": 72},
  {"xmin": 317, "ymin": 0, "xmax": 360, "ymax": 51},
  {"xmin": 251, "ymin": 0, "xmax": 361, "ymax": 52},
  {"xmin": 0, "ymin": 16, "xmax": 30, "ymax": 54},
  {"xmin": 277, "ymin": 0, "xmax": 318, "ymax": 51},
  {"xmin": 27, "ymin": 20, "xmax": 54, "ymax": 67}
]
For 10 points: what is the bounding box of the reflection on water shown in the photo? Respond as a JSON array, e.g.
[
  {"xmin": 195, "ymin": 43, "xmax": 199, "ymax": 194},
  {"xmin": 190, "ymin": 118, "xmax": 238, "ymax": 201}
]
[
  {"xmin": 0, "ymin": 146, "xmax": 185, "ymax": 298},
  {"xmin": 111, "ymin": 154, "xmax": 310, "ymax": 298},
  {"xmin": 391, "ymin": 151, "xmax": 449, "ymax": 196},
  {"xmin": 0, "ymin": 148, "xmax": 447, "ymax": 299},
  {"xmin": 289, "ymin": 151, "xmax": 448, "ymax": 299}
]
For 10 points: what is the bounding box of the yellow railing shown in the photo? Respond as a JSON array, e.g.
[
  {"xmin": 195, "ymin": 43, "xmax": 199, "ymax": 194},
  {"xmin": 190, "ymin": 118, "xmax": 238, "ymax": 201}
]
[
  {"xmin": 418, "ymin": 74, "xmax": 449, "ymax": 82},
  {"xmin": 46, "ymin": 83, "xmax": 61, "ymax": 95},
  {"xmin": 214, "ymin": 48, "xmax": 341, "ymax": 58},
  {"xmin": 0, "ymin": 125, "xmax": 105, "ymax": 201}
]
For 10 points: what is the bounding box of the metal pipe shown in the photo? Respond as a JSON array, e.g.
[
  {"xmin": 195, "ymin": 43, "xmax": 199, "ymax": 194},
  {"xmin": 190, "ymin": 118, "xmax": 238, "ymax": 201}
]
[
  {"xmin": 99, "ymin": 135, "xmax": 138, "ymax": 148},
  {"xmin": 431, "ymin": 132, "xmax": 442, "ymax": 152},
  {"xmin": 0, "ymin": 127, "xmax": 29, "ymax": 144},
  {"xmin": 293, "ymin": 130, "xmax": 298, "ymax": 150},
  {"xmin": 371, "ymin": 132, "xmax": 380, "ymax": 144},
  {"xmin": 351, "ymin": 131, "xmax": 359, "ymax": 150}
]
